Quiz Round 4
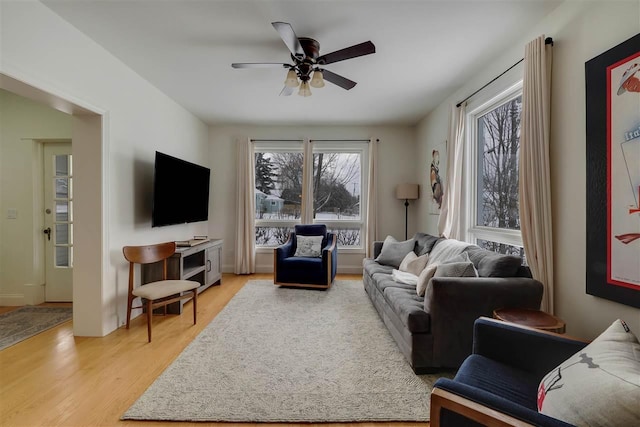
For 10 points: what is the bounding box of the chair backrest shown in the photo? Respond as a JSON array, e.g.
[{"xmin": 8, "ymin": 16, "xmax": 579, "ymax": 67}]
[
  {"xmin": 123, "ymin": 241, "xmax": 176, "ymax": 265},
  {"xmin": 294, "ymin": 224, "xmax": 327, "ymax": 237},
  {"xmin": 294, "ymin": 224, "xmax": 328, "ymax": 248}
]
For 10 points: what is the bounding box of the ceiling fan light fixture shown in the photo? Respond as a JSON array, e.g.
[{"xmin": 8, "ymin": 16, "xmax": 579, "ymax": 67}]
[
  {"xmin": 298, "ymin": 81, "xmax": 312, "ymax": 97},
  {"xmin": 284, "ymin": 69, "xmax": 299, "ymax": 87},
  {"xmin": 310, "ymin": 70, "xmax": 325, "ymax": 88}
]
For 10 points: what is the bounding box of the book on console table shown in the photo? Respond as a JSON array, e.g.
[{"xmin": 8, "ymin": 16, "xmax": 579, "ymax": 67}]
[{"xmin": 176, "ymin": 238, "xmax": 210, "ymax": 247}]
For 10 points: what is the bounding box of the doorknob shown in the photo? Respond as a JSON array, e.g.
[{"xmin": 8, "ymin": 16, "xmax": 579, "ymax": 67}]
[{"xmin": 43, "ymin": 227, "xmax": 51, "ymax": 241}]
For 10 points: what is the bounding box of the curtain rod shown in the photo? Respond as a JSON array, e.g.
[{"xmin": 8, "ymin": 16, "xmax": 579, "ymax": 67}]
[
  {"xmin": 310, "ymin": 139, "xmax": 376, "ymax": 143},
  {"xmin": 456, "ymin": 37, "xmax": 553, "ymax": 108},
  {"xmin": 250, "ymin": 139, "xmax": 303, "ymax": 142}
]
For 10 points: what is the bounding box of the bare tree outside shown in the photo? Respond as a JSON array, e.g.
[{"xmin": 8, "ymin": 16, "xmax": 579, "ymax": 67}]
[
  {"xmin": 476, "ymin": 95, "xmax": 522, "ymax": 254},
  {"xmin": 254, "ymin": 149, "xmax": 363, "ymax": 247}
]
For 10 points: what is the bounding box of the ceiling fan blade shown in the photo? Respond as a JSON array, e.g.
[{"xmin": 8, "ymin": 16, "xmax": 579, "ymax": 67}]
[
  {"xmin": 317, "ymin": 41, "xmax": 376, "ymax": 65},
  {"xmin": 279, "ymin": 85, "xmax": 295, "ymax": 96},
  {"xmin": 232, "ymin": 63, "xmax": 289, "ymax": 69},
  {"xmin": 272, "ymin": 22, "xmax": 305, "ymax": 58},
  {"xmin": 321, "ymin": 69, "xmax": 357, "ymax": 90}
]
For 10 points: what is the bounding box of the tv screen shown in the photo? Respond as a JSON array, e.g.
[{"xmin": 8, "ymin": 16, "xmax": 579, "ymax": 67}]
[{"xmin": 152, "ymin": 151, "xmax": 210, "ymax": 227}]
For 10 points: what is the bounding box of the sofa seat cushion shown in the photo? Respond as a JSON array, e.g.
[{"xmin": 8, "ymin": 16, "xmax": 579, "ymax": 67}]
[
  {"xmin": 362, "ymin": 258, "xmax": 394, "ymax": 277},
  {"xmin": 382, "ymin": 286, "xmax": 431, "ymax": 333},
  {"xmin": 375, "ymin": 275, "xmax": 416, "ymax": 293},
  {"xmin": 454, "ymin": 354, "xmax": 539, "ymax": 411}
]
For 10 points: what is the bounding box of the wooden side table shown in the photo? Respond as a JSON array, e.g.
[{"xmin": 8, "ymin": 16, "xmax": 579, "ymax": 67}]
[{"xmin": 493, "ymin": 308, "xmax": 566, "ymax": 334}]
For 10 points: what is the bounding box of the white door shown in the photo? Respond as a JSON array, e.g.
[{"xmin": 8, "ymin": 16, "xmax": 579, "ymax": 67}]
[{"xmin": 43, "ymin": 142, "xmax": 73, "ymax": 302}]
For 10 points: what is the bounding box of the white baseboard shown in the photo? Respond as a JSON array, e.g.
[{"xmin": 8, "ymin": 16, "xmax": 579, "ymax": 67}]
[
  {"xmin": 23, "ymin": 283, "xmax": 45, "ymax": 305},
  {"xmin": 0, "ymin": 294, "xmax": 24, "ymax": 306}
]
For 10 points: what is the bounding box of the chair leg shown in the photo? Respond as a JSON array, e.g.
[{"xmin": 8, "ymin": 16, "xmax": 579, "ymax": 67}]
[
  {"xmin": 193, "ymin": 290, "xmax": 197, "ymax": 325},
  {"xmin": 126, "ymin": 293, "xmax": 133, "ymax": 329},
  {"xmin": 146, "ymin": 299, "xmax": 153, "ymax": 342}
]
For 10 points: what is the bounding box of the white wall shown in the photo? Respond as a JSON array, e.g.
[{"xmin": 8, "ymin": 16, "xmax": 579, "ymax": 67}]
[
  {"xmin": 208, "ymin": 124, "xmax": 416, "ymax": 273},
  {"xmin": 0, "ymin": 89, "xmax": 72, "ymax": 305},
  {"xmin": 416, "ymin": 0, "xmax": 640, "ymax": 339},
  {"xmin": 1, "ymin": 1, "xmax": 209, "ymax": 335}
]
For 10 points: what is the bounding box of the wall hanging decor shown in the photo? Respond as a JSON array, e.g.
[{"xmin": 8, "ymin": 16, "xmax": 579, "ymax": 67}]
[{"xmin": 585, "ymin": 32, "xmax": 640, "ymax": 308}]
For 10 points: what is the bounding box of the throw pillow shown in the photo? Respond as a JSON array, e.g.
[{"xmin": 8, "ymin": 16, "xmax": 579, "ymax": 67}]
[
  {"xmin": 399, "ymin": 252, "xmax": 429, "ymax": 276},
  {"xmin": 416, "ymin": 253, "xmax": 472, "ymax": 297},
  {"xmin": 537, "ymin": 319, "xmax": 640, "ymax": 426},
  {"xmin": 416, "ymin": 264, "xmax": 438, "ymax": 297},
  {"xmin": 465, "ymin": 246, "xmax": 522, "ymax": 277},
  {"xmin": 293, "ymin": 235, "xmax": 323, "ymax": 257},
  {"xmin": 433, "ymin": 261, "xmax": 478, "ymax": 278},
  {"xmin": 375, "ymin": 236, "xmax": 415, "ymax": 269}
]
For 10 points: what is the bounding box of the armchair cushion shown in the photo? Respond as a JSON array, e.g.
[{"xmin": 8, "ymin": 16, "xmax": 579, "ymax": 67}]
[{"xmin": 537, "ymin": 319, "xmax": 640, "ymax": 426}]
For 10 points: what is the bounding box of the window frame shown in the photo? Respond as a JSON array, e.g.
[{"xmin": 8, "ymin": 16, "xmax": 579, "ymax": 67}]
[
  {"xmin": 465, "ymin": 81, "xmax": 524, "ymax": 251},
  {"xmin": 253, "ymin": 140, "xmax": 369, "ymax": 253}
]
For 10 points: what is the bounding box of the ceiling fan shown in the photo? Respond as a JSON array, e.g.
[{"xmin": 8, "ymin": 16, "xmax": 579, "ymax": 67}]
[{"xmin": 231, "ymin": 22, "xmax": 375, "ymax": 97}]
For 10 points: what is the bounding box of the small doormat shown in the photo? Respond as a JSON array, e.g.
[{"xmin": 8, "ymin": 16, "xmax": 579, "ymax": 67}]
[{"xmin": 0, "ymin": 306, "xmax": 72, "ymax": 351}]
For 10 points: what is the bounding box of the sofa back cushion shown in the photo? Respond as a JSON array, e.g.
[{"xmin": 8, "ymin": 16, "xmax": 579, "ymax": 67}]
[
  {"xmin": 465, "ymin": 246, "xmax": 523, "ymax": 277},
  {"xmin": 375, "ymin": 236, "xmax": 415, "ymax": 269},
  {"xmin": 412, "ymin": 232, "xmax": 442, "ymax": 256}
]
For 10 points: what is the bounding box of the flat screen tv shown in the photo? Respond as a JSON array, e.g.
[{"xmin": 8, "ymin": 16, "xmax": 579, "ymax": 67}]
[{"xmin": 152, "ymin": 151, "xmax": 210, "ymax": 227}]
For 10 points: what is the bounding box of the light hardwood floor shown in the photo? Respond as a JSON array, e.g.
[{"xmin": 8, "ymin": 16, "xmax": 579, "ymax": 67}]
[{"xmin": 0, "ymin": 274, "xmax": 430, "ymax": 427}]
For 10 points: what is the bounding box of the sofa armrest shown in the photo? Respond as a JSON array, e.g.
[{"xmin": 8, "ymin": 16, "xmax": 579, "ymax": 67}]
[
  {"xmin": 424, "ymin": 277, "xmax": 543, "ymax": 367},
  {"xmin": 472, "ymin": 317, "xmax": 588, "ymax": 378},
  {"xmin": 373, "ymin": 241, "xmax": 384, "ymax": 258},
  {"xmin": 431, "ymin": 379, "xmax": 574, "ymax": 427}
]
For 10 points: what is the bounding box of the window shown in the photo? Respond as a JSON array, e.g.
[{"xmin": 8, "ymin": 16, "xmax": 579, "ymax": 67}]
[
  {"xmin": 254, "ymin": 141, "xmax": 367, "ymax": 250},
  {"xmin": 466, "ymin": 83, "xmax": 524, "ymax": 255}
]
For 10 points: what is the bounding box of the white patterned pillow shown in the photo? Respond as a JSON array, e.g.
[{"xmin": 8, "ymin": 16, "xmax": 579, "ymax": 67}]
[
  {"xmin": 399, "ymin": 252, "xmax": 429, "ymax": 276},
  {"xmin": 293, "ymin": 235, "xmax": 323, "ymax": 257},
  {"xmin": 538, "ymin": 319, "xmax": 640, "ymax": 426}
]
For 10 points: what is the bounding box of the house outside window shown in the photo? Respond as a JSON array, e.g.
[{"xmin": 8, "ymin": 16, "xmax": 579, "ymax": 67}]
[
  {"xmin": 254, "ymin": 141, "xmax": 367, "ymax": 250},
  {"xmin": 466, "ymin": 82, "xmax": 525, "ymax": 259}
]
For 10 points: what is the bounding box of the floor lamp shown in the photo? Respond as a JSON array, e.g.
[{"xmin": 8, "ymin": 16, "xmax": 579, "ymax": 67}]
[{"xmin": 396, "ymin": 183, "xmax": 420, "ymax": 240}]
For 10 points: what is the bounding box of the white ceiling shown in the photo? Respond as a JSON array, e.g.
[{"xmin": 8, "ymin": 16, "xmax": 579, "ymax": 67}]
[{"xmin": 42, "ymin": 0, "xmax": 562, "ymax": 126}]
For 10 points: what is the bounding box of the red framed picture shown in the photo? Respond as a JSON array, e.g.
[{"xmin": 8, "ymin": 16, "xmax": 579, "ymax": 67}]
[{"xmin": 586, "ymin": 33, "xmax": 640, "ymax": 308}]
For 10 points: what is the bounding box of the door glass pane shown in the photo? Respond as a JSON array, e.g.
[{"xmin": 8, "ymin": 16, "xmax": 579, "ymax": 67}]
[
  {"xmin": 55, "ymin": 246, "xmax": 71, "ymax": 267},
  {"xmin": 55, "ymin": 178, "xmax": 69, "ymax": 198},
  {"xmin": 312, "ymin": 152, "xmax": 361, "ymax": 220},
  {"xmin": 55, "ymin": 201, "xmax": 70, "ymax": 221},
  {"xmin": 55, "ymin": 223, "xmax": 70, "ymax": 245},
  {"xmin": 55, "ymin": 155, "xmax": 70, "ymax": 176}
]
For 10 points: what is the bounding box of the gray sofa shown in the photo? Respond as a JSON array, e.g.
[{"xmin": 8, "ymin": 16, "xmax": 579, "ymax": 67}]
[{"xmin": 362, "ymin": 232, "xmax": 543, "ymax": 374}]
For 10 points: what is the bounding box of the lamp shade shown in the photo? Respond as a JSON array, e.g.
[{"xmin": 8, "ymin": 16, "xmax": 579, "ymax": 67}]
[
  {"xmin": 310, "ymin": 70, "xmax": 325, "ymax": 88},
  {"xmin": 284, "ymin": 69, "xmax": 299, "ymax": 88},
  {"xmin": 396, "ymin": 183, "xmax": 419, "ymax": 200}
]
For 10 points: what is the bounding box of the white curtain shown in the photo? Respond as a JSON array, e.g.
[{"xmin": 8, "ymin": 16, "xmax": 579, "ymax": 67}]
[
  {"xmin": 300, "ymin": 139, "xmax": 314, "ymax": 224},
  {"xmin": 365, "ymin": 138, "xmax": 378, "ymax": 257},
  {"xmin": 520, "ymin": 35, "xmax": 554, "ymax": 313},
  {"xmin": 438, "ymin": 103, "xmax": 466, "ymax": 240},
  {"xmin": 234, "ymin": 138, "xmax": 256, "ymax": 274}
]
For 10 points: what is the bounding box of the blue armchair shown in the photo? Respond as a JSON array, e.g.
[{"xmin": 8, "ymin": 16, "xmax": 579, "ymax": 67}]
[
  {"xmin": 274, "ymin": 224, "xmax": 337, "ymax": 288},
  {"xmin": 430, "ymin": 317, "xmax": 588, "ymax": 427}
]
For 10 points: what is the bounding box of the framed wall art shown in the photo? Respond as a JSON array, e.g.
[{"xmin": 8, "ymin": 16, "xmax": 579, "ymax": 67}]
[{"xmin": 585, "ymin": 32, "xmax": 640, "ymax": 308}]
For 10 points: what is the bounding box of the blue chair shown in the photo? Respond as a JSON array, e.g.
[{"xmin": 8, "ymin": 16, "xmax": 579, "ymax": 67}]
[
  {"xmin": 274, "ymin": 224, "xmax": 338, "ymax": 288},
  {"xmin": 430, "ymin": 317, "xmax": 588, "ymax": 427}
]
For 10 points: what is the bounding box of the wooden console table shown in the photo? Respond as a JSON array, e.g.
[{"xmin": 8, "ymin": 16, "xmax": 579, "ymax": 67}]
[
  {"xmin": 141, "ymin": 239, "xmax": 223, "ymax": 314},
  {"xmin": 493, "ymin": 307, "xmax": 566, "ymax": 334}
]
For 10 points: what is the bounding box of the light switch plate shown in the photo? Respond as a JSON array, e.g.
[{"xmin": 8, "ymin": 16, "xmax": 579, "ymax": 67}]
[{"xmin": 7, "ymin": 208, "xmax": 17, "ymax": 219}]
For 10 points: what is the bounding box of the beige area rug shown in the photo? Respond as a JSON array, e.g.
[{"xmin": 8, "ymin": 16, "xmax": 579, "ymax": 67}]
[
  {"xmin": 0, "ymin": 306, "xmax": 72, "ymax": 351},
  {"xmin": 122, "ymin": 280, "xmax": 448, "ymax": 422}
]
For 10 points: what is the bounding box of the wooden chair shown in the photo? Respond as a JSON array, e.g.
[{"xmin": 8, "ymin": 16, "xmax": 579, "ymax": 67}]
[{"xmin": 123, "ymin": 241, "xmax": 199, "ymax": 342}]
